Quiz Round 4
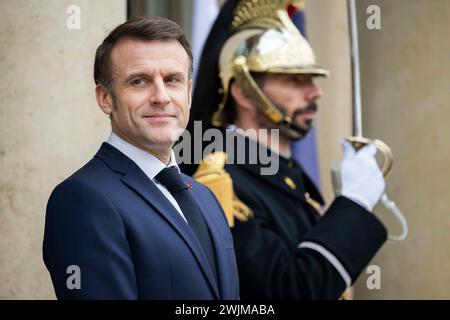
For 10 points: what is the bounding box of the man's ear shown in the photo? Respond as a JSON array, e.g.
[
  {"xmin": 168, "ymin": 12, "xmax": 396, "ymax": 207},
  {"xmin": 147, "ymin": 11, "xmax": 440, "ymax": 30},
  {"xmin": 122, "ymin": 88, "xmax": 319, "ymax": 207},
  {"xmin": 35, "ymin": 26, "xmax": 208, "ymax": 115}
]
[
  {"xmin": 95, "ymin": 84, "xmax": 114, "ymax": 115},
  {"xmin": 230, "ymin": 82, "xmax": 255, "ymax": 112}
]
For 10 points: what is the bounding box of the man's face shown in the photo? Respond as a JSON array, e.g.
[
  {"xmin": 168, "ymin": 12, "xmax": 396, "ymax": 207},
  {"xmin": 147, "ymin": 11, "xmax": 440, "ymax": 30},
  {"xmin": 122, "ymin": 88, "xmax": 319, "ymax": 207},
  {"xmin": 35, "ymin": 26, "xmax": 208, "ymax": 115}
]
[
  {"xmin": 98, "ymin": 38, "xmax": 192, "ymax": 153},
  {"xmin": 259, "ymin": 73, "xmax": 322, "ymax": 140}
]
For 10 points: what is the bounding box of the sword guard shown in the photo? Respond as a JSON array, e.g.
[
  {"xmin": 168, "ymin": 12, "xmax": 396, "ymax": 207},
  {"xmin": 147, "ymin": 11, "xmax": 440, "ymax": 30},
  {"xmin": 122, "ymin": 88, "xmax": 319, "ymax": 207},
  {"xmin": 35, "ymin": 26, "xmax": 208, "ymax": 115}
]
[{"xmin": 345, "ymin": 136, "xmax": 394, "ymax": 178}]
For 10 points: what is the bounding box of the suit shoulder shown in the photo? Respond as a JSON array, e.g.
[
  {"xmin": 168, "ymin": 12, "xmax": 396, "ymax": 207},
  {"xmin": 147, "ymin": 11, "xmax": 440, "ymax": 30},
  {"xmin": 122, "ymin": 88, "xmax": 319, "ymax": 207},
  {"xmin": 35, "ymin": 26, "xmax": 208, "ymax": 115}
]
[
  {"xmin": 48, "ymin": 176, "xmax": 107, "ymax": 213},
  {"xmin": 55, "ymin": 156, "xmax": 117, "ymax": 191},
  {"xmin": 46, "ymin": 168, "xmax": 123, "ymax": 235},
  {"xmin": 48, "ymin": 158, "xmax": 116, "ymax": 208}
]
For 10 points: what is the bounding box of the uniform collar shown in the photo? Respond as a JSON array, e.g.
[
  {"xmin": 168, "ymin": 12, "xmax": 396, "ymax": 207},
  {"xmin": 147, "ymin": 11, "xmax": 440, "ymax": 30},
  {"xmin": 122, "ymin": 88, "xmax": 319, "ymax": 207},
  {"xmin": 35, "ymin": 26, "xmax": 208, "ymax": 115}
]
[{"xmin": 223, "ymin": 128, "xmax": 324, "ymax": 205}]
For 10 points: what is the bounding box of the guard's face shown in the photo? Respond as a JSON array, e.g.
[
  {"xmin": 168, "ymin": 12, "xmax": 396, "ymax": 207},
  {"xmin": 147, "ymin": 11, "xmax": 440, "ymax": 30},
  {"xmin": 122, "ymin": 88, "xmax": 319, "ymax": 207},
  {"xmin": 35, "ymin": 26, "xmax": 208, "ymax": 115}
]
[
  {"xmin": 98, "ymin": 38, "xmax": 192, "ymax": 152},
  {"xmin": 261, "ymin": 73, "xmax": 322, "ymax": 139}
]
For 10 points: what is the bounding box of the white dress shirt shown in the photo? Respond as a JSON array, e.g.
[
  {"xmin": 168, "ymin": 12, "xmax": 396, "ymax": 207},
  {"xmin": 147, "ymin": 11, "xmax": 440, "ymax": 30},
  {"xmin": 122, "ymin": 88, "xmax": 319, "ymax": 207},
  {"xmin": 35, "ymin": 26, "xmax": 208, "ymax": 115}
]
[{"xmin": 107, "ymin": 132, "xmax": 187, "ymax": 222}]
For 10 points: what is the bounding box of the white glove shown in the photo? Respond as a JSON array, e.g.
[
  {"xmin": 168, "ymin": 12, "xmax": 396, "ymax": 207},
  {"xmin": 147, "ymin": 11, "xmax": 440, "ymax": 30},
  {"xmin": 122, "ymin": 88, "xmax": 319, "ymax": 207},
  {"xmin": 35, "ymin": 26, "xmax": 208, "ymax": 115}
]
[{"xmin": 339, "ymin": 139, "xmax": 385, "ymax": 212}]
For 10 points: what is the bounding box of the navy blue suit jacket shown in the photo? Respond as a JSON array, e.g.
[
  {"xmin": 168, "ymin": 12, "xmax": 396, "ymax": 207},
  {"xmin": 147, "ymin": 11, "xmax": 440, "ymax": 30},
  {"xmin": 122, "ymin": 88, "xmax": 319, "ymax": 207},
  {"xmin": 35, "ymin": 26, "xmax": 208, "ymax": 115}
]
[{"xmin": 43, "ymin": 143, "xmax": 240, "ymax": 299}]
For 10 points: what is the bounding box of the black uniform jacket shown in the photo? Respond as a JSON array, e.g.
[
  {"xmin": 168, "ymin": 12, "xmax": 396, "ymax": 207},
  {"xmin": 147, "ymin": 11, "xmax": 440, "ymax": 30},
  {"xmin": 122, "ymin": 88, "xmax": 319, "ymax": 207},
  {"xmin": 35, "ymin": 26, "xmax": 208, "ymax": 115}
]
[{"xmin": 220, "ymin": 130, "xmax": 387, "ymax": 299}]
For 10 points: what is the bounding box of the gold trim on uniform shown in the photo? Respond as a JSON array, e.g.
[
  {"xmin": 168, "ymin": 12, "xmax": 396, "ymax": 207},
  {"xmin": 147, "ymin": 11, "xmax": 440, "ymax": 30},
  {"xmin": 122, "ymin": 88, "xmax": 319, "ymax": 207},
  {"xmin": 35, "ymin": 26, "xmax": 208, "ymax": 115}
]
[
  {"xmin": 305, "ymin": 192, "xmax": 323, "ymax": 215},
  {"xmin": 284, "ymin": 176, "xmax": 297, "ymax": 190}
]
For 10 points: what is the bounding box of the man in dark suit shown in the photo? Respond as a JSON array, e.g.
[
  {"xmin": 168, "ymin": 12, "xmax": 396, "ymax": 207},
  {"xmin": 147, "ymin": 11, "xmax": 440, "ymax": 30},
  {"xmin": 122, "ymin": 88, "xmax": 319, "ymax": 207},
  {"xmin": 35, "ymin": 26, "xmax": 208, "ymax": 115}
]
[{"xmin": 43, "ymin": 16, "xmax": 239, "ymax": 300}]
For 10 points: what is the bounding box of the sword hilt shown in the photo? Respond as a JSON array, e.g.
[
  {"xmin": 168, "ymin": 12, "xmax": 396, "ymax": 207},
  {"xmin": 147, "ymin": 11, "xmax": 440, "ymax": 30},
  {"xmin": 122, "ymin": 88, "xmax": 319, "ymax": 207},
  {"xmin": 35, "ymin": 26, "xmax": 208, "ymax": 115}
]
[{"xmin": 346, "ymin": 136, "xmax": 394, "ymax": 178}]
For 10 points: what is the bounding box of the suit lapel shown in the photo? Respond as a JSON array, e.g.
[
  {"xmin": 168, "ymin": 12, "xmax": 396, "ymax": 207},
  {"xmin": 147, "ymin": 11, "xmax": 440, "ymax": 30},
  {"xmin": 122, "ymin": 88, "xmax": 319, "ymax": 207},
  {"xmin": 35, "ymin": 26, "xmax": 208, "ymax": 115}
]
[
  {"xmin": 122, "ymin": 165, "xmax": 220, "ymax": 298},
  {"xmin": 96, "ymin": 143, "xmax": 220, "ymax": 299}
]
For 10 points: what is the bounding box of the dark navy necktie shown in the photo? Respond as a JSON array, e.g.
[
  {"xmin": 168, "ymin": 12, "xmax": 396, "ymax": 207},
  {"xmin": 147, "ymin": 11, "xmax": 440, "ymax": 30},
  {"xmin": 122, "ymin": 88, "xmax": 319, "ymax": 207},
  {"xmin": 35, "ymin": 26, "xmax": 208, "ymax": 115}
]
[{"xmin": 155, "ymin": 166, "xmax": 217, "ymax": 281}]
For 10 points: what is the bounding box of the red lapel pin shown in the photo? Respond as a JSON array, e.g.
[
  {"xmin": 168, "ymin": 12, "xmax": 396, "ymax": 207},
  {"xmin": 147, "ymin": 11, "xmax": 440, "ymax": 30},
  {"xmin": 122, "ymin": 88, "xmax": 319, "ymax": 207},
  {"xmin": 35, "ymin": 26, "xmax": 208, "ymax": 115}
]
[{"xmin": 186, "ymin": 183, "xmax": 193, "ymax": 189}]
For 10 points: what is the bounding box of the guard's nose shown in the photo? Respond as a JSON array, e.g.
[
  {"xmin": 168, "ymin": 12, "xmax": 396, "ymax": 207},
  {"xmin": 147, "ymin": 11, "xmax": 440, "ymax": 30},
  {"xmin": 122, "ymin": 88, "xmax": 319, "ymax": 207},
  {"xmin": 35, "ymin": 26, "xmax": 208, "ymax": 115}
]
[{"xmin": 305, "ymin": 79, "xmax": 323, "ymax": 102}]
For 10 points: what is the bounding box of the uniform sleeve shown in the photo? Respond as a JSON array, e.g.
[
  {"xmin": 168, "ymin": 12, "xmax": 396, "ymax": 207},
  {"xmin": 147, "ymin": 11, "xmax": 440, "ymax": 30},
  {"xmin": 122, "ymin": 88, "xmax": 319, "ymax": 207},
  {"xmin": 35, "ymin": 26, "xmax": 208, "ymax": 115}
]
[
  {"xmin": 232, "ymin": 188, "xmax": 387, "ymax": 299},
  {"xmin": 43, "ymin": 179, "xmax": 138, "ymax": 299}
]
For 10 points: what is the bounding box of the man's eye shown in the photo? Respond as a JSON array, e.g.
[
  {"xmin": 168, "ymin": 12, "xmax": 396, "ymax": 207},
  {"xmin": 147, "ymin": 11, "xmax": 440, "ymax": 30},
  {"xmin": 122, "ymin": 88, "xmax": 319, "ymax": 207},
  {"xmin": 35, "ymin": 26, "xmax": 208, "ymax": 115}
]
[
  {"xmin": 165, "ymin": 77, "xmax": 182, "ymax": 84},
  {"xmin": 293, "ymin": 75, "xmax": 311, "ymax": 85},
  {"xmin": 131, "ymin": 79, "xmax": 146, "ymax": 86}
]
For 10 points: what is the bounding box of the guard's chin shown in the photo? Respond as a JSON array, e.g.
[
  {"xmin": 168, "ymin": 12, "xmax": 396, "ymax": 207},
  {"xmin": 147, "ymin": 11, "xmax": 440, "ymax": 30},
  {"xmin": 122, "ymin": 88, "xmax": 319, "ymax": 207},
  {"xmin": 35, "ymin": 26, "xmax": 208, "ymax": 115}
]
[{"xmin": 280, "ymin": 123, "xmax": 312, "ymax": 141}]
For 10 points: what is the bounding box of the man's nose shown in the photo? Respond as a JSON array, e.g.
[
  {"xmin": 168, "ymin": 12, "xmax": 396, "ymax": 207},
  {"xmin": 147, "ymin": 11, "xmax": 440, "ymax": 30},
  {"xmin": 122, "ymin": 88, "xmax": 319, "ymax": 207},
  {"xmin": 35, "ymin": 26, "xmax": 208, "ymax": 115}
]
[
  {"xmin": 149, "ymin": 79, "xmax": 171, "ymax": 106},
  {"xmin": 305, "ymin": 80, "xmax": 323, "ymax": 102}
]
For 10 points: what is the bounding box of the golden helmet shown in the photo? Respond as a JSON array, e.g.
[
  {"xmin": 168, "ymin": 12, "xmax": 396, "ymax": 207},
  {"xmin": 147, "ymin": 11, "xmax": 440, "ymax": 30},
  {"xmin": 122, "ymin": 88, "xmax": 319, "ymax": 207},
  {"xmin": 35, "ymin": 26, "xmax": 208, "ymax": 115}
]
[{"xmin": 212, "ymin": 0, "xmax": 330, "ymax": 131}]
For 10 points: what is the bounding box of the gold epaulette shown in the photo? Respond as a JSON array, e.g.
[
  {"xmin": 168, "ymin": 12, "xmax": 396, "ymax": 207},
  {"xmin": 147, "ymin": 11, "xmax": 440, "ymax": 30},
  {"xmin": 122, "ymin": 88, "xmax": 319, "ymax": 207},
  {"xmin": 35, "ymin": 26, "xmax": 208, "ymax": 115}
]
[{"xmin": 193, "ymin": 152, "xmax": 253, "ymax": 227}]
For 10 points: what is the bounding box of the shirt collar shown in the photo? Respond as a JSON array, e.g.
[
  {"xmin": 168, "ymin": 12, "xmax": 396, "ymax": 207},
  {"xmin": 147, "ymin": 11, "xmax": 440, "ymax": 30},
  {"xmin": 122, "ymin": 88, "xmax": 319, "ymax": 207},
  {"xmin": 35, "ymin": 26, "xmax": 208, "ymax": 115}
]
[{"xmin": 106, "ymin": 132, "xmax": 180, "ymax": 180}]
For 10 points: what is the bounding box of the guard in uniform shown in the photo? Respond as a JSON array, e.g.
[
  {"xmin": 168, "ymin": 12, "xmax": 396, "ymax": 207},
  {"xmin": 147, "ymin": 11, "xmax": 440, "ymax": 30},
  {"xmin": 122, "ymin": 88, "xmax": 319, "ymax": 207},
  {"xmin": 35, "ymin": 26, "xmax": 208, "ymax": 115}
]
[{"xmin": 179, "ymin": 0, "xmax": 388, "ymax": 299}]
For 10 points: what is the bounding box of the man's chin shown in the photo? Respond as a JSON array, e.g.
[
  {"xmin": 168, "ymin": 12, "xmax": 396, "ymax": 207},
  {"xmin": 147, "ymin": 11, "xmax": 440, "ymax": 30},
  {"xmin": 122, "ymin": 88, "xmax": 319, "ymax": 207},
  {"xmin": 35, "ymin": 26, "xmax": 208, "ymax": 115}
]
[
  {"xmin": 143, "ymin": 123, "xmax": 185, "ymax": 142},
  {"xmin": 141, "ymin": 131, "xmax": 177, "ymax": 148}
]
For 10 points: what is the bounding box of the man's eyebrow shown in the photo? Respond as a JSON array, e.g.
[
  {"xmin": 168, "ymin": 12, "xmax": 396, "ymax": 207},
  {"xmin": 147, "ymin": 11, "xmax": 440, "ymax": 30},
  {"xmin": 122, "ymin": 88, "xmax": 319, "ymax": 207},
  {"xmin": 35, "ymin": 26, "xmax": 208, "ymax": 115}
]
[
  {"xmin": 123, "ymin": 72, "xmax": 149, "ymax": 83},
  {"xmin": 164, "ymin": 71, "xmax": 185, "ymax": 79},
  {"xmin": 122, "ymin": 71, "xmax": 186, "ymax": 84}
]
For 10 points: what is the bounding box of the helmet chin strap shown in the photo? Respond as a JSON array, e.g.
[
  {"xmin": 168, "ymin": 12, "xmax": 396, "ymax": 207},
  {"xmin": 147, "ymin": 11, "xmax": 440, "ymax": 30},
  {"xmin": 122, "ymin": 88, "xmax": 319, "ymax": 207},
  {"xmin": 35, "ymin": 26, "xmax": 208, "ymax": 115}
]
[
  {"xmin": 278, "ymin": 117, "xmax": 309, "ymax": 139},
  {"xmin": 232, "ymin": 56, "xmax": 310, "ymax": 139}
]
